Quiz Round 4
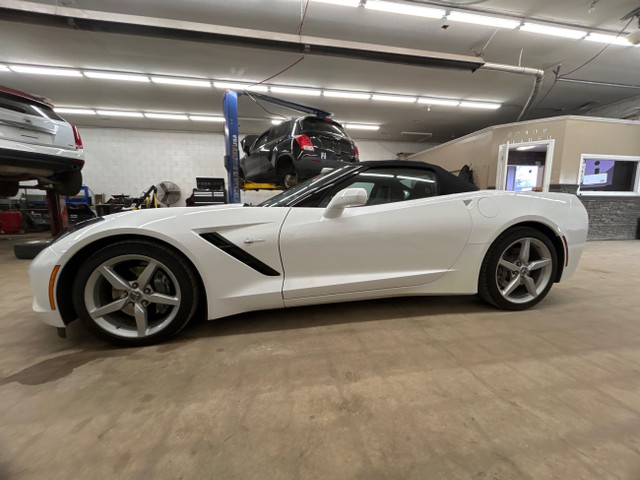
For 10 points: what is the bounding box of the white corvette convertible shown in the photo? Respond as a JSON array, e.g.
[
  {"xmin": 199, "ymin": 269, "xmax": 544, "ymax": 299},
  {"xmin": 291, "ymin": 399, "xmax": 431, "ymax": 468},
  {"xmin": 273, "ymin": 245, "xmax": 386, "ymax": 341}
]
[{"xmin": 30, "ymin": 161, "xmax": 588, "ymax": 346}]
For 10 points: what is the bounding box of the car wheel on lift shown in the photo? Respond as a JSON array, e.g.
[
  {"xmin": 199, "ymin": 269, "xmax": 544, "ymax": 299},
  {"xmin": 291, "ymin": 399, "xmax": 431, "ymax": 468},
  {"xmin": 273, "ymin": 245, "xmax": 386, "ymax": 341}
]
[
  {"xmin": 14, "ymin": 239, "xmax": 52, "ymax": 259},
  {"xmin": 53, "ymin": 171, "xmax": 83, "ymax": 196},
  {"xmin": 276, "ymin": 159, "xmax": 298, "ymax": 189}
]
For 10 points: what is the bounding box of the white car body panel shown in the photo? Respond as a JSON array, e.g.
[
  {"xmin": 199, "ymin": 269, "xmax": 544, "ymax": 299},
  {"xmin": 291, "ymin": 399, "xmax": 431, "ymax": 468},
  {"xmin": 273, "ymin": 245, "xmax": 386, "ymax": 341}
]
[
  {"xmin": 280, "ymin": 195, "xmax": 472, "ymax": 301},
  {"xmin": 29, "ymin": 189, "xmax": 588, "ymax": 329}
]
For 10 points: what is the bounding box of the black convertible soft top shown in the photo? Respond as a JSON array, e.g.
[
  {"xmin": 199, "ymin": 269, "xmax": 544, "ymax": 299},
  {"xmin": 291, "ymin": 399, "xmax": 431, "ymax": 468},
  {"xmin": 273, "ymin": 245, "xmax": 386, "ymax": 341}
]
[{"xmin": 359, "ymin": 160, "xmax": 478, "ymax": 194}]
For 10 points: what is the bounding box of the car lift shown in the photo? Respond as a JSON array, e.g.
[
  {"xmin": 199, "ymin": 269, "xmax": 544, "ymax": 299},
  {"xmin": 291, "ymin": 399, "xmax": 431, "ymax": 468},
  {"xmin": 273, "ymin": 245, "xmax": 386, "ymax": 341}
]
[{"xmin": 222, "ymin": 90, "xmax": 332, "ymax": 203}]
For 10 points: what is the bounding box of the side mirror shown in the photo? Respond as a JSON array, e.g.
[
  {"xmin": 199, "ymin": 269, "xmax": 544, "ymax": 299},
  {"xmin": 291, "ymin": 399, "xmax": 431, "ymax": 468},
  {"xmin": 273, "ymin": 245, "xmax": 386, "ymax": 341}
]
[
  {"xmin": 241, "ymin": 135, "xmax": 258, "ymax": 155},
  {"xmin": 323, "ymin": 187, "xmax": 368, "ymax": 218}
]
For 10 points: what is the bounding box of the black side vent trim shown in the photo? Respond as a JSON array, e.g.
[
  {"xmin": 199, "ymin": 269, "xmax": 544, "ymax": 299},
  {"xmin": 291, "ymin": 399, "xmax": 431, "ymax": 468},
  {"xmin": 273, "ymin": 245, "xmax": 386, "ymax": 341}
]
[{"xmin": 200, "ymin": 232, "xmax": 281, "ymax": 277}]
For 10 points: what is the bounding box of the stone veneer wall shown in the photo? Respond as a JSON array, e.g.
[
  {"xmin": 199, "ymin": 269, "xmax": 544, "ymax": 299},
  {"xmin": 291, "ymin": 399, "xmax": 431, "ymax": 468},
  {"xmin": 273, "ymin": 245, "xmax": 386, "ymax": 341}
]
[{"xmin": 550, "ymin": 184, "xmax": 640, "ymax": 240}]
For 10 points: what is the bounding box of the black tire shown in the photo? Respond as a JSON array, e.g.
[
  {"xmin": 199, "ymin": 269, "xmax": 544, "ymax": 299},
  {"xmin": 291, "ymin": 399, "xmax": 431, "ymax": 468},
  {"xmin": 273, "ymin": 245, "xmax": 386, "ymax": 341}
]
[
  {"xmin": 0, "ymin": 181, "xmax": 19, "ymax": 198},
  {"xmin": 72, "ymin": 240, "xmax": 199, "ymax": 347},
  {"xmin": 276, "ymin": 158, "xmax": 298, "ymax": 189},
  {"xmin": 14, "ymin": 239, "xmax": 52, "ymax": 259},
  {"xmin": 53, "ymin": 171, "xmax": 83, "ymax": 196},
  {"xmin": 478, "ymin": 227, "xmax": 557, "ymax": 310}
]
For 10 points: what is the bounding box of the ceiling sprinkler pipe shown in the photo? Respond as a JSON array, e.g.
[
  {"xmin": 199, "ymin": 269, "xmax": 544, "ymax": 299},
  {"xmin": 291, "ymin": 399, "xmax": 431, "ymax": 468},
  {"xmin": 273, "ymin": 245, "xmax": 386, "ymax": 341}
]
[{"xmin": 480, "ymin": 62, "xmax": 545, "ymax": 121}]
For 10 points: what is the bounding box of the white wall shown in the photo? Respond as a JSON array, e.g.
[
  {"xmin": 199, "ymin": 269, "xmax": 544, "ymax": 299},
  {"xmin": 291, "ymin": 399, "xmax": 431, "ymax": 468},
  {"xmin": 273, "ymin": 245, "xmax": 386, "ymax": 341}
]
[{"xmin": 78, "ymin": 127, "xmax": 432, "ymax": 205}]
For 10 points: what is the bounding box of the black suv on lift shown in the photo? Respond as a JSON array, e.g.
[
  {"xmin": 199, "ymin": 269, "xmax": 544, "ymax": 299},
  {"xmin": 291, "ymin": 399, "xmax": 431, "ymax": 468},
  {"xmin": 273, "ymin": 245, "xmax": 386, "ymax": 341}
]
[{"xmin": 239, "ymin": 116, "xmax": 359, "ymax": 188}]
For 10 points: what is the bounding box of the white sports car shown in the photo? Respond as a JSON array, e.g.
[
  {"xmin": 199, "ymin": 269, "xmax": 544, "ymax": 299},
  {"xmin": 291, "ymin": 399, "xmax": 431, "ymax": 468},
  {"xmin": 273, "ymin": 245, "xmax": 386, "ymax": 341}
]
[{"xmin": 30, "ymin": 161, "xmax": 588, "ymax": 346}]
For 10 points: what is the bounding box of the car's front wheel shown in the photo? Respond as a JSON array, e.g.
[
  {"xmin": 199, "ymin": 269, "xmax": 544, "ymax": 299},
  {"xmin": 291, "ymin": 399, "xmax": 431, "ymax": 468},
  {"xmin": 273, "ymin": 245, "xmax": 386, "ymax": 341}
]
[
  {"xmin": 478, "ymin": 227, "xmax": 557, "ymax": 310},
  {"xmin": 72, "ymin": 240, "xmax": 199, "ymax": 346}
]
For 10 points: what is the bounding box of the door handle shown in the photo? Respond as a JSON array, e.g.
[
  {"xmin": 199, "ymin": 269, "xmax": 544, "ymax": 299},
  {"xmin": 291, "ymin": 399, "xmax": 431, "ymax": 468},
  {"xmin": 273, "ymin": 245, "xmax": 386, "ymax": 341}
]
[{"xmin": 244, "ymin": 238, "xmax": 265, "ymax": 245}]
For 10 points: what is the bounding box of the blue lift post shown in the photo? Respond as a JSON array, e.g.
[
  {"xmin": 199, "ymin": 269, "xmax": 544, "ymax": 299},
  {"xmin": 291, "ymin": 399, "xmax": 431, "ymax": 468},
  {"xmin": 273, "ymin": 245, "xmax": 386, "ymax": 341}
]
[{"xmin": 222, "ymin": 90, "xmax": 332, "ymax": 203}]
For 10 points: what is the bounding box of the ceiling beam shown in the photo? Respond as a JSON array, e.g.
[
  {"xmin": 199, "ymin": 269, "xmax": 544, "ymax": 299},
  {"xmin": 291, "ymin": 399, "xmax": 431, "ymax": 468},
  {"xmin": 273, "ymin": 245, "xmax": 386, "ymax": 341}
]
[{"xmin": 0, "ymin": 1, "xmax": 484, "ymax": 72}]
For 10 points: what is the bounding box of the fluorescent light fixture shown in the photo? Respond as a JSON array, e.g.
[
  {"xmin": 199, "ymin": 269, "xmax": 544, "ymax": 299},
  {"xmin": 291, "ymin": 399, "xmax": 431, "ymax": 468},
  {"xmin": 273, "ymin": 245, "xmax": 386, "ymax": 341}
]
[
  {"xmin": 152, "ymin": 77, "xmax": 211, "ymax": 87},
  {"xmin": 447, "ymin": 11, "xmax": 520, "ymax": 29},
  {"xmin": 324, "ymin": 90, "xmax": 371, "ymax": 100},
  {"xmin": 189, "ymin": 115, "xmax": 225, "ymax": 122},
  {"xmin": 460, "ymin": 101, "xmax": 501, "ymax": 109},
  {"xmin": 54, "ymin": 107, "xmax": 96, "ymax": 115},
  {"xmin": 271, "ymin": 86, "xmax": 322, "ymax": 96},
  {"xmin": 418, "ymin": 97, "xmax": 460, "ymax": 107},
  {"xmin": 516, "ymin": 145, "xmax": 536, "ymax": 151},
  {"xmin": 96, "ymin": 110, "xmax": 144, "ymax": 117},
  {"xmin": 10, "ymin": 65, "xmax": 82, "ymax": 77},
  {"xmin": 520, "ymin": 23, "xmax": 586, "ymax": 39},
  {"xmin": 213, "ymin": 81, "xmax": 268, "ymax": 92},
  {"xmin": 366, "ymin": 1, "xmax": 445, "ymax": 18},
  {"xmin": 271, "ymin": 119, "xmax": 283, "ymax": 125},
  {"xmin": 372, "ymin": 93, "xmax": 417, "ymax": 103},
  {"xmin": 84, "ymin": 71, "xmax": 149, "ymax": 82},
  {"xmin": 346, "ymin": 124, "xmax": 380, "ymax": 130},
  {"xmin": 144, "ymin": 113, "xmax": 189, "ymax": 120},
  {"xmin": 312, "ymin": 0, "xmax": 360, "ymax": 6},
  {"xmin": 585, "ymin": 33, "xmax": 631, "ymax": 46},
  {"xmin": 0, "ymin": 65, "xmax": 9, "ymax": 72}
]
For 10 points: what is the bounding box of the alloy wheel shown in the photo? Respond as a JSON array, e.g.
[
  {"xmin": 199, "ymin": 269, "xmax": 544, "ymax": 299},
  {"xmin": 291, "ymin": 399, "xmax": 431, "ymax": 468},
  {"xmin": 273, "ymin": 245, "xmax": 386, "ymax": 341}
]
[
  {"xmin": 495, "ymin": 237, "xmax": 553, "ymax": 304},
  {"xmin": 84, "ymin": 254, "xmax": 181, "ymax": 338}
]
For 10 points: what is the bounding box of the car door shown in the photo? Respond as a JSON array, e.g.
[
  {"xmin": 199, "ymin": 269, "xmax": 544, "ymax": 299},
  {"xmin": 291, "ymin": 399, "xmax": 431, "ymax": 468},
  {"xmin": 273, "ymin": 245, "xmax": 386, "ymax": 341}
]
[
  {"xmin": 279, "ymin": 167, "xmax": 473, "ymax": 302},
  {"xmin": 243, "ymin": 131, "xmax": 271, "ymax": 181}
]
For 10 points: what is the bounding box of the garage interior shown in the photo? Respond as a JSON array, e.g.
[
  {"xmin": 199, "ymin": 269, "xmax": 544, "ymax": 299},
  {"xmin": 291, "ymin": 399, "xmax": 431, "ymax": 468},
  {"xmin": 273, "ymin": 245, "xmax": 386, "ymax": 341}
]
[{"xmin": 1, "ymin": 0, "xmax": 640, "ymax": 478}]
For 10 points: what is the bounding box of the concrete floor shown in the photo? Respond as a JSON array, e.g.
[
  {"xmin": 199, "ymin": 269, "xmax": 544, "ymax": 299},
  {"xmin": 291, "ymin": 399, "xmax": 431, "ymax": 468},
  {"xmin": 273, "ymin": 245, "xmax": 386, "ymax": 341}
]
[{"xmin": 1, "ymin": 235, "xmax": 640, "ymax": 480}]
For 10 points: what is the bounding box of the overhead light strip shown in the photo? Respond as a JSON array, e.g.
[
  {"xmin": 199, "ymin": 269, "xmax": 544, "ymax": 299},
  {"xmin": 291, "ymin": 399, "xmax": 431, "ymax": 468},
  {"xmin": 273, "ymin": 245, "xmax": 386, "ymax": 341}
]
[
  {"xmin": 9, "ymin": 65, "xmax": 82, "ymax": 76},
  {"xmin": 365, "ymin": 1, "xmax": 445, "ymax": 19},
  {"xmin": 309, "ymin": 0, "xmax": 634, "ymax": 45},
  {"xmin": 8, "ymin": 63, "xmax": 501, "ymax": 110},
  {"xmin": 152, "ymin": 77, "xmax": 211, "ymax": 87},
  {"xmin": 84, "ymin": 71, "xmax": 150, "ymax": 82},
  {"xmin": 55, "ymin": 106, "xmax": 382, "ymax": 128},
  {"xmin": 447, "ymin": 11, "xmax": 520, "ymax": 29}
]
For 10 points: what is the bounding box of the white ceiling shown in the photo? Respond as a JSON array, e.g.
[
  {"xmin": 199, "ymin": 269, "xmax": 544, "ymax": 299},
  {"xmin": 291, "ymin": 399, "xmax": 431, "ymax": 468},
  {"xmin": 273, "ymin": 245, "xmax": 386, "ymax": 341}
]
[{"xmin": 0, "ymin": 0, "xmax": 639, "ymax": 141}]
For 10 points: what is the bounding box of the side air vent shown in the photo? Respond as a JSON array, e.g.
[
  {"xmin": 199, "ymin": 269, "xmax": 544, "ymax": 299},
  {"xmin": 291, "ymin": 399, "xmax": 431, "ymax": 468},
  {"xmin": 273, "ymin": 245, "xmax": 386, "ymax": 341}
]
[{"xmin": 200, "ymin": 232, "xmax": 281, "ymax": 276}]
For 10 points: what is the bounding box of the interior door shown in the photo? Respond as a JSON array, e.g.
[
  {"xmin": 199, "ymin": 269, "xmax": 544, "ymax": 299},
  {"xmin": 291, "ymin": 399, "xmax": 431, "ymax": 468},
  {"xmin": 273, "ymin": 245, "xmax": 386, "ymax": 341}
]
[{"xmin": 279, "ymin": 168, "xmax": 473, "ymax": 301}]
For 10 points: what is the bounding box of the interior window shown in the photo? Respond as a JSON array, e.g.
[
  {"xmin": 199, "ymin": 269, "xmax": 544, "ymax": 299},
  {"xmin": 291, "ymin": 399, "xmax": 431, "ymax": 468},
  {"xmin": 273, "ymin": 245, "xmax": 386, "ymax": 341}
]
[
  {"xmin": 579, "ymin": 158, "xmax": 639, "ymax": 194},
  {"xmin": 316, "ymin": 167, "xmax": 438, "ymax": 208}
]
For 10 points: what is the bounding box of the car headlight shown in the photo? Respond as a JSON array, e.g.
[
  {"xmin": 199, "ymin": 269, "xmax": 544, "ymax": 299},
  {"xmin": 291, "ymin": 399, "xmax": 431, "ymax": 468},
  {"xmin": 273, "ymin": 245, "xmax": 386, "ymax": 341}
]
[{"xmin": 52, "ymin": 217, "xmax": 105, "ymax": 244}]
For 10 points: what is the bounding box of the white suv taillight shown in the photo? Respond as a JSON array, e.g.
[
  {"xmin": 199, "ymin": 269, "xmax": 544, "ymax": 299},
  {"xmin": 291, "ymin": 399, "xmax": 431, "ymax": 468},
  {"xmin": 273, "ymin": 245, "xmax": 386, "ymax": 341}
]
[{"xmin": 72, "ymin": 125, "xmax": 83, "ymax": 150}]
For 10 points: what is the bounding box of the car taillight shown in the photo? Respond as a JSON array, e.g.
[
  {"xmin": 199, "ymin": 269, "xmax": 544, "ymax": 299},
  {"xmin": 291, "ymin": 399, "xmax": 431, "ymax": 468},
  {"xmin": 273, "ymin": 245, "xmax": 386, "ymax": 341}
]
[
  {"xmin": 354, "ymin": 146, "xmax": 359, "ymax": 161},
  {"xmin": 72, "ymin": 125, "xmax": 83, "ymax": 149},
  {"xmin": 295, "ymin": 135, "xmax": 314, "ymax": 151}
]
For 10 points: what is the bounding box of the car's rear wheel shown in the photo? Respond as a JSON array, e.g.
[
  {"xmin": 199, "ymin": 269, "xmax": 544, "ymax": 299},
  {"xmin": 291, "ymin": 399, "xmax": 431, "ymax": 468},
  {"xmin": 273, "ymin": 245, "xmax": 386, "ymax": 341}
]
[
  {"xmin": 72, "ymin": 240, "xmax": 199, "ymax": 346},
  {"xmin": 478, "ymin": 227, "xmax": 557, "ymax": 310},
  {"xmin": 276, "ymin": 158, "xmax": 298, "ymax": 189}
]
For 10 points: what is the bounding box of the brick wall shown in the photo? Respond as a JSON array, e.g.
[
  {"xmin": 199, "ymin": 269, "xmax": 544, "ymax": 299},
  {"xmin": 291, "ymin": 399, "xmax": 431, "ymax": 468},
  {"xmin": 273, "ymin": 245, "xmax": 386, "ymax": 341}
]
[
  {"xmin": 550, "ymin": 184, "xmax": 640, "ymax": 240},
  {"xmin": 580, "ymin": 196, "xmax": 640, "ymax": 240}
]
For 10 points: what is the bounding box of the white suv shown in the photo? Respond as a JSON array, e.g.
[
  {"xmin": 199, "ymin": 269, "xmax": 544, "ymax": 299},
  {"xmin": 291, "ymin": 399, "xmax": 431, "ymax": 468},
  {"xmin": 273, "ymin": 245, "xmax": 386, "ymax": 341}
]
[{"xmin": 0, "ymin": 86, "xmax": 84, "ymax": 197}]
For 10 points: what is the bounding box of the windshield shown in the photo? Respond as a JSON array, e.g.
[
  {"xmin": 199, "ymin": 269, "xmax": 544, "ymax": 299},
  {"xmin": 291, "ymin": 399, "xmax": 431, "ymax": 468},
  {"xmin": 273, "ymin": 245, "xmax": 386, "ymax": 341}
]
[{"xmin": 259, "ymin": 166, "xmax": 358, "ymax": 207}]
